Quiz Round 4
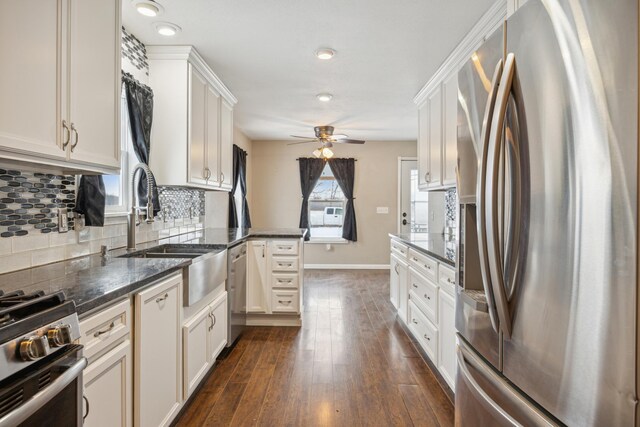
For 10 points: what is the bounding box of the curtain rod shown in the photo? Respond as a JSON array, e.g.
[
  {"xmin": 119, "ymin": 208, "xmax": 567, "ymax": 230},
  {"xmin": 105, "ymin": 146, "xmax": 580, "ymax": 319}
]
[{"xmin": 295, "ymin": 158, "xmax": 357, "ymax": 161}]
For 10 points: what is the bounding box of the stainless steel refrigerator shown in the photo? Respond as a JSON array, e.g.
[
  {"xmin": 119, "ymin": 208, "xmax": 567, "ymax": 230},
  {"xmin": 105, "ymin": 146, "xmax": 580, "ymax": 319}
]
[{"xmin": 455, "ymin": 0, "xmax": 638, "ymax": 425}]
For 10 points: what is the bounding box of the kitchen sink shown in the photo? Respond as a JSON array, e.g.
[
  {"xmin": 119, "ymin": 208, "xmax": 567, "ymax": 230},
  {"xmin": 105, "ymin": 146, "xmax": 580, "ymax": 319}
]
[{"xmin": 119, "ymin": 244, "xmax": 228, "ymax": 307}]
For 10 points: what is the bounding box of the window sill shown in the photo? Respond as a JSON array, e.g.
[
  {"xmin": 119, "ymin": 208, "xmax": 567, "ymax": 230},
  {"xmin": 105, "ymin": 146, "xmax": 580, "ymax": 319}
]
[{"xmin": 306, "ymin": 238, "xmax": 349, "ymax": 245}]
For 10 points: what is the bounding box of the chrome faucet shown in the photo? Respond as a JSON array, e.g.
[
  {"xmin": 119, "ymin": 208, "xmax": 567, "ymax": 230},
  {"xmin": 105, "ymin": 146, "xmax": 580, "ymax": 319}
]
[{"xmin": 127, "ymin": 163, "xmax": 155, "ymax": 251}]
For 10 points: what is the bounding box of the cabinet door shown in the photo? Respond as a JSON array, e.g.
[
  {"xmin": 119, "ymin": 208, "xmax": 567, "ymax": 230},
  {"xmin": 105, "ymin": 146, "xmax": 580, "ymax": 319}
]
[
  {"xmin": 135, "ymin": 275, "xmax": 182, "ymax": 427},
  {"xmin": 183, "ymin": 306, "xmax": 210, "ymax": 399},
  {"xmin": 208, "ymin": 292, "xmax": 228, "ymax": 362},
  {"xmin": 390, "ymin": 255, "xmax": 400, "ymax": 309},
  {"xmin": 428, "ymin": 86, "xmax": 443, "ymax": 188},
  {"xmin": 0, "ymin": 1, "xmax": 66, "ymax": 159},
  {"xmin": 417, "ymin": 103, "xmax": 430, "ymax": 190},
  {"xmin": 68, "ymin": 0, "xmax": 120, "ymax": 169},
  {"xmin": 188, "ymin": 65, "xmax": 208, "ymax": 186},
  {"xmin": 398, "ymin": 260, "xmax": 408, "ymax": 323},
  {"xmin": 83, "ymin": 340, "xmax": 132, "ymax": 427},
  {"xmin": 247, "ymin": 241, "xmax": 269, "ymax": 313},
  {"xmin": 219, "ymin": 99, "xmax": 234, "ymax": 191},
  {"xmin": 438, "ymin": 289, "xmax": 456, "ymax": 391},
  {"xmin": 442, "ymin": 73, "xmax": 458, "ymax": 187},
  {"xmin": 205, "ymin": 84, "xmax": 220, "ymax": 187}
]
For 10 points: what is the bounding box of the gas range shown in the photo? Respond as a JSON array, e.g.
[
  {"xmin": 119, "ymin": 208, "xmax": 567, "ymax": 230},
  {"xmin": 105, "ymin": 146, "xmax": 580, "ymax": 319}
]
[{"xmin": 0, "ymin": 290, "xmax": 85, "ymax": 426}]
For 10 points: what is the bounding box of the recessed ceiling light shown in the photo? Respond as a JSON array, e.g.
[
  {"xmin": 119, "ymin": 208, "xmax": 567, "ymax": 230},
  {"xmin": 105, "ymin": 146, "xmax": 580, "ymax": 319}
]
[
  {"xmin": 155, "ymin": 22, "xmax": 181, "ymax": 36},
  {"xmin": 315, "ymin": 48, "xmax": 336, "ymax": 60},
  {"xmin": 134, "ymin": 1, "xmax": 163, "ymax": 17},
  {"xmin": 316, "ymin": 93, "xmax": 333, "ymax": 102}
]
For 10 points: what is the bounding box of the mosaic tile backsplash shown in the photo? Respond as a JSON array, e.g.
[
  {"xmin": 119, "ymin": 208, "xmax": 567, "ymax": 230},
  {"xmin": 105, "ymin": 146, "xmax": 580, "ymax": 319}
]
[
  {"xmin": 0, "ymin": 170, "xmax": 74, "ymax": 238},
  {"xmin": 445, "ymin": 187, "xmax": 457, "ymax": 236},
  {"xmin": 157, "ymin": 187, "xmax": 205, "ymax": 220},
  {"xmin": 122, "ymin": 27, "xmax": 148, "ymax": 76}
]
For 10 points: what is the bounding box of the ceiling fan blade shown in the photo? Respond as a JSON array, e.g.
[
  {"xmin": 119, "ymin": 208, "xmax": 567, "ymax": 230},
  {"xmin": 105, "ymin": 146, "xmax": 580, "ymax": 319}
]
[
  {"xmin": 290, "ymin": 135, "xmax": 317, "ymax": 140},
  {"xmin": 333, "ymin": 138, "xmax": 365, "ymax": 144},
  {"xmin": 331, "ymin": 134, "xmax": 349, "ymax": 139},
  {"xmin": 287, "ymin": 140, "xmax": 317, "ymax": 145}
]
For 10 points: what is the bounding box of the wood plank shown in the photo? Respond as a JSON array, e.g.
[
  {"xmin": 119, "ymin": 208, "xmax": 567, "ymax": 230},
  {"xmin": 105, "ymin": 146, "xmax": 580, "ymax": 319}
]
[{"xmin": 399, "ymin": 384, "xmax": 441, "ymax": 427}]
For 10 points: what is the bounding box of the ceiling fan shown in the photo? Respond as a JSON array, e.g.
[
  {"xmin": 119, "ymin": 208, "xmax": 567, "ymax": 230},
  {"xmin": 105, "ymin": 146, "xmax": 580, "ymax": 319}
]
[{"xmin": 289, "ymin": 125, "xmax": 365, "ymax": 159}]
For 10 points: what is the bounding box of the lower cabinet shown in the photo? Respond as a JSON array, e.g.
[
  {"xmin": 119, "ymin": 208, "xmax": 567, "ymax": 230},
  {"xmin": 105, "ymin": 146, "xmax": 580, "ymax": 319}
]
[
  {"xmin": 438, "ymin": 289, "xmax": 456, "ymax": 390},
  {"xmin": 135, "ymin": 273, "xmax": 182, "ymax": 427},
  {"xmin": 247, "ymin": 240, "xmax": 269, "ymax": 313},
  {"xmin": 391, "ymin": 254, "xmax": 408, "ymax": 323},
  {"xmin": 83, "ymin": 340, "xmax": 132, "ymax": 427},
  {"xmin": 183, "ymin": 291, "xmax": 228, "ymax": 399}
]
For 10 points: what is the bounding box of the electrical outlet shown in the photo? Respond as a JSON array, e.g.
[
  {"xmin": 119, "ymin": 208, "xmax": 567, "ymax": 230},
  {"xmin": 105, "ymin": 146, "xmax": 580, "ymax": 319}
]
[
  {"xmin": 376, "ymin": 207, "xmax": 389, "ymax": 214},
  {"xmin": 57, "ymin": 208, "xmax": 69, "ymax": 233}
]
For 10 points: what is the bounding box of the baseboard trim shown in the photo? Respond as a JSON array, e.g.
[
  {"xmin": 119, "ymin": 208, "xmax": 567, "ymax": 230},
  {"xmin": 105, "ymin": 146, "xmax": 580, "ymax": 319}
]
[
  {"xmin": 304, "ymin": 264, "xmax": 390, "ymax": 270},
  {"xmin": 246, "ymin": 314, "xmax": 302, "ymax": 326}
]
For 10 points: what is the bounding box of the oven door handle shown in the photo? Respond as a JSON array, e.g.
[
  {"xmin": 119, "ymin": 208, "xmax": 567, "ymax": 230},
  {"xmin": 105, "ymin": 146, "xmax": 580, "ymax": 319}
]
[{"xmin": 0, "ymin": 357, "xmax": 87, "ymax": 427}]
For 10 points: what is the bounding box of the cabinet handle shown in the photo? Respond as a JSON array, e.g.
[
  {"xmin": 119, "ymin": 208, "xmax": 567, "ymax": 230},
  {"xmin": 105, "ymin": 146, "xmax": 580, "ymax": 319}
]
[
  {"xmin": 412, "ymin": 283, "xmax": 418, "ymax": 288},
  {"xmin": 156, "ymin": 293, "xmax": 169, "ymax": 303},
  {"xmin": 93, "ymin": 321, "xmax": 115, "ymax": 337},
  {"xmin": 425, "ymin": 264, "xmax": 431, "ymax": 270},
  {"xmin": 424, "ymin": 334, "xmax": 430, "ymax": 341},
  {"xmin": 412, "ymin": 319, "xmax": 418, "ymax": 324},
  {"xmin": 262, "ymin": 246, "xmax": 265, "ymax": 258},
  {"xmin": 83, "ymin": 395, "xmax": 90, "ymax": 422},
  {"xmin": 219, "ymin": 172, "xmax": 224, "ymax": 185},
  {"xmin": 425, "ymin": 172, "xmax": 430, "ymax": 182},
  {"xmin": 424, "ymin": 294, "xmax": 430, "ymax": 301},
  {"xmin": 412, "ymin": 257, "xmax": 419, "ymax": 262},
  {"xmin": 278, "ymin": 300, "xmax": 291, "ymax": 304},
  {"xmin": 447, "ymin": 278, "xmax": 453, "ymax": 284},
  {"xmin": 394, "ymin": 264, "xmax": 400, "ymax": 275},
  {"xmin": 62, "ymin": 120, "xmax": 71, "ymax": 150},
  {"xmin": 70, "ymin": 123, "xmax": 79, "ymax": 152}
]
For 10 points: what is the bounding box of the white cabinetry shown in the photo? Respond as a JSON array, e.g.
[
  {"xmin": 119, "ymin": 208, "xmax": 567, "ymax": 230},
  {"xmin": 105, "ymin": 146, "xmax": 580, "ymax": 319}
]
[
  {"xmin": 438, "ymin": 287, "xmax": 457, "ymax": 390},
  {"xmin": 0, "ymin": 0, "xmax": 121, "ymax": 173},
  {"xmin": 148, "ymin": 46, "xmax": 237, "ymax": 191},
  {"xmin": 183, "ymin": 291, "xmax": 227, "ymax": 399},
  {"xmin": 135, "ymin": 273, "xmax": 182, "ymax": 427},
  {"xmin": 391, "ymin": 254, "xmax": 408, "ymax": 323},
  {"xmin": 442, "ymin": 73, "xmax": 458, "ymax": 186},
  {"xmin": 417, "ymin": 103, "xmax": 430, "ymax": 189},
  {"xmin": 247, "ymin": 240, "xmax": 269, "ymax": 313},
  {"xmin": 427, "ymin": 87, "xmax": 443, "ymax": 188}
]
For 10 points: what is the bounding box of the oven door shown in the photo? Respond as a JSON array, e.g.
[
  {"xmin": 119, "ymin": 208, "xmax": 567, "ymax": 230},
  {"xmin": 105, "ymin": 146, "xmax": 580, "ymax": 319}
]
[{"xmin": 0, "ymin": 344, "xmax": 87, "ymax": 427}]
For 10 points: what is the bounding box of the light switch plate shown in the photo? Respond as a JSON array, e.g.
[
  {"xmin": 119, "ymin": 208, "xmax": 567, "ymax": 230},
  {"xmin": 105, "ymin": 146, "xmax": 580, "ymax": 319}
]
[
  {"xmin": 57, "ymin": 208, "xmax": 69, "ymax": 233},
  {"xmin": 376, "ymin": 207, "xmax": 389, "ymax": 214}
]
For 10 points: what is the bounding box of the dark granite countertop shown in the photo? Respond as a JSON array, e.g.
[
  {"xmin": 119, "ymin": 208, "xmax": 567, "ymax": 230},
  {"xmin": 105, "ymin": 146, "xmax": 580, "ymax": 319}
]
[
  {"xmin": 0, "ymin": 228, "xmax": 307, "ymax": 316},
  {"xmin": 389, "ymin": 232, "xmax": 457, "ymax": 267}
]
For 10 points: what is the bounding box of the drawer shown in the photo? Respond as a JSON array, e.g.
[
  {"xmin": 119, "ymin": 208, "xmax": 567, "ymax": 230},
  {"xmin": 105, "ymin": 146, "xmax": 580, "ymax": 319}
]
[
  {"xmin": 390, "ymin": 239, "xmax": 408, "ymax": 259},
  {"xmin": 80, "ymin": 298, "xmax": 131, "ymax": 361},
  {"xmin": 271, "ymin": 272, "xmax": 299, "ymax": 289},
  {"xmin": 409, "ymin": 249, "xmax": 438, "ymax": 282},
  {"xmin": 271, "ymin": 256, "xmax": 299, "ymax": 272},
  {"xmin": 408, "ymin": 267, "xmax": 438, "ymax": 324},
  {"xmin": 438, "ymin": 264, "xmax": 456, "ymax": 296},
  {"xmin": 408, "ymin": 300, "xmax": 438, "ymax": 364},
  {"xmin": 271, "ymin": 290, "xmax": 300, "ymax": 313},
  {"xmin": 271, "ymin": 240, "xmax": 299, "ymax": 256}
]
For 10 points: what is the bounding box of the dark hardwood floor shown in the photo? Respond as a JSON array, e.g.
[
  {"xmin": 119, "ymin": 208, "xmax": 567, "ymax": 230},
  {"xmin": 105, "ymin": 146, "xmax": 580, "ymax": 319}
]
[{"xmin": 176, "ymin": 270, "xmax": 454, "ymax": 427}]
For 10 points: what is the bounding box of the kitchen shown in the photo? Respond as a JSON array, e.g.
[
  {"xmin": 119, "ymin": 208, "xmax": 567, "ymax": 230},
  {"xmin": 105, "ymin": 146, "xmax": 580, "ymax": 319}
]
[{"xmin": 0, "ymin": 0, "xmax": 637, "ymax": 426}]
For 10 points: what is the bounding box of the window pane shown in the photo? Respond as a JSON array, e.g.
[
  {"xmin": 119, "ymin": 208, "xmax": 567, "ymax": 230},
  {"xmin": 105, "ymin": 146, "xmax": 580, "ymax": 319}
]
[
  {"xmin": 104, "ymin": 174, "xmax": 121, "ymax": 206},
  {"xmin": 308, "ymin": 164, "xmax": 345, "ymax": 239},
  {"xmin": 410, "ymin": 169, "xmax": 428, "ymax": 232}
]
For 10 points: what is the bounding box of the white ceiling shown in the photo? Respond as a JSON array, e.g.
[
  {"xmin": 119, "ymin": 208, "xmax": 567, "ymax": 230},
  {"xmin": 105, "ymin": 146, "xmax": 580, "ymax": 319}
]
[{"xmin": 123, "ymin": 0, "xmax": 495, "ymax": 141}]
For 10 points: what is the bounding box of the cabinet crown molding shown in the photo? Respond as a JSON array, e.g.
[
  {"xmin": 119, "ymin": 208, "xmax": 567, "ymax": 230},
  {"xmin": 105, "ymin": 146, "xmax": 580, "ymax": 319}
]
[
  {"xmin": 147, "ymin": 45, "xmax": 238, "ymax": 105},
  {"xmin": 413, "ymin": 0, "xmax": 506, "ymax": 107}
]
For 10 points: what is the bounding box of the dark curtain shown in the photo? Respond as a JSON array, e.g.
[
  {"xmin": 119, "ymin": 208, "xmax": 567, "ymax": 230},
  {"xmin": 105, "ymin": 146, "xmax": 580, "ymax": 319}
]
[
  {"xmin": 298, "ymin": 157, "xmax": 325, "ymax": 241},
  {"xmin": 328, "ymin": 158, "xmax": 357, "ymax": 242},
  {"xmin": 122, "ymin": 72, "xmax": 160, "ymax": 215},
  {"xmin": 74, "ymin": 176, "xmax": 106, "ymax": 227},
  {"xmin": 229, "ymin": 145, "xmax": 252, "ymax": 228}
]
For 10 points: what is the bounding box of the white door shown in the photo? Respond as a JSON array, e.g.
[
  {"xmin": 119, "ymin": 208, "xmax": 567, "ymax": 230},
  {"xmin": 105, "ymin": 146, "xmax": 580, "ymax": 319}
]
[
  {"xmin": 438, "ymin": 289, "xmax": 457, "ymax": 391},
  {"xmin": 68, "ymin": 0, "xmax": 120, "ymax": 169},
  {"xmin": 83, "ymin": 340, "xmax": 132, "ymax": 427},
  {"xmin": 135, "ymin": 275, "xmax": 182, "ymax": 427},
  {"xmin": 247, "ymin": 241, "xmax": 269, "ymax": 313},
  {"xmin": 399, "ymin": 159, "xmax": 429, "ymax": 234},
  {"xmin": 188, "ymin": 65, "xmax": 207, "ymax": 186},
  {"xmin": 219, "ymin": 99, "xmax": 234, "ymax": 190},
  {"xmin": 183, "ymin": 306, "xmax": 210, "ymax": 399},
  {"xmin": 0, "ymin": 1, "xmax": 66, "ymax": 159},
  {"xmin": 205, "ymin": 84, "xmax": 220, "ymax": 187},
  {"xmin": 208, "ymin": 292, "xmax": 228, "ymax": 361}
]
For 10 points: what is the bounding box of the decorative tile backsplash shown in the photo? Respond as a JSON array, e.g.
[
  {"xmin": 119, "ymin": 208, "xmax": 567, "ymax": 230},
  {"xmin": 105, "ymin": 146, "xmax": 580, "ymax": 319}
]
[
  {"xmin": 157, "ymin": 187, "xmax": 205, "ymax": 220},
  {"xmin": 0, "ymin": 170, "xmax": 75, "ymax": 238},
  {"xmin": 445, "ymin": 187, "xmax": 457, "ymax": 235},
  {"xmin": 122, "ymin": 27, "xmax": 148, "ymax": 76}
]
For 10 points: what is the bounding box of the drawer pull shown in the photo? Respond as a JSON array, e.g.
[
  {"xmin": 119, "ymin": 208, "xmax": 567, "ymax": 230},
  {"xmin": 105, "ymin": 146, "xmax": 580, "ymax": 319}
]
[
  {"xmin": 156, "ymin": 293, "xmax": 169, "ymax": 303},
  {"xmin": 425, "ymin": 264, "xmax": 431, "ymax": 270},
  {"xmin": 412, "ymin": 257, "xmax": 419, "ymax": 262},
  {"xmin": 424, "ymin": 294, "xmax": 431, "ymax": 301},
  {"xmin": 278, "ymin": 263, "xmax": 292, "ymax": 267},
  {"xmin": 447, "ymin": 278, "xmax": 454, "ymax": 284},
  {"xmin": 412, "ymin": 283, "xmax": 418, "ymax": 288},
  {"xmin": 278, "ymin": 300, "xmax": 291, "ymax": 304},
  {"xmin": 209, "ymin": 312, "xmax": 217, "ymax": 331},
  {"xmin": 93, "ymin": 322, "xmax": 115, "ymax": 338},
  {"xmin": 412, "ymin": 319, "xmax": 418, "ymax": 324},
  {"xmin": 424, "ymin": 334, "xmax": 431, "ymax": 341},
  {"xmin": 279, "ymin": 279, "xmax": 293, "ymax": 283},
  {"xmin": 277, "ymin": 246, "xmax": 292, "ymax": 250}
]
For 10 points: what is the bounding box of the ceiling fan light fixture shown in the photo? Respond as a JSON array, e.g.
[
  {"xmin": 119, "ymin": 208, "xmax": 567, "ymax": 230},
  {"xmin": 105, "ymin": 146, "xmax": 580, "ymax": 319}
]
[
  {"xmin": 316, "ymin": 93, "xmax": 333, "ymax": 102},
  {"xmin": 322, "ymin": 147, "xmax": 334, "ymax": 158},
  {"xmin": 155, "ymin": 22, "xmax": 181, "ymax": 36},
  {"xmin": 315, "ymin": 48, "xmax": 336, "ymax": 60},
  {"xmin": 134, "ymin": 0, "xmax": 163, "ymax": 17},
  {"xmin": 312, "ymin": 149, "xmax": 322, "ymax": 158}
]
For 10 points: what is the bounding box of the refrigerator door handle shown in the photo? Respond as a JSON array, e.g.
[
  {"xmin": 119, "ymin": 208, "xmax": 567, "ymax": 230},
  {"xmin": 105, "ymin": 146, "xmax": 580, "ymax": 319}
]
[
  {"xmin": 476, "ymin": 59, "xmax": 504, "ymax": 334},
  {"xmin": 485, "ymin": 52, "xmax": 516, "ymax": 338}
]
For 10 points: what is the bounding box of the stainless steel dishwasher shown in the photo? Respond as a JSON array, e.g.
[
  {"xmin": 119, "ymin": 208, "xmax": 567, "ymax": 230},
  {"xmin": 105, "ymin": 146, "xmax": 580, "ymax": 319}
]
[{"xmin": 227, "ymin": 242, "xmax": 247, "ymax": 346}]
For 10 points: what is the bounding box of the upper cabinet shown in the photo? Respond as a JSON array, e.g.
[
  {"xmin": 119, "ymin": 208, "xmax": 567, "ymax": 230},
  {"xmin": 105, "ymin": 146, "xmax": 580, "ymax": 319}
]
[
  {"xmin": 147, "ymin": 46, "xmax": 237, "ymax": 191},
  {"xmin": 0, "ymin": 0, "xmax": 121, "ymax": 174}
]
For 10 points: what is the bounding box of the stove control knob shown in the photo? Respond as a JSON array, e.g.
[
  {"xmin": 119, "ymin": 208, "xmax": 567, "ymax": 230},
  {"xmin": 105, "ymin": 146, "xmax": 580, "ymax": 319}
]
[
  {"xmin": 47, "ymin": 324, "xmax": 72, "ymax": 347},
  {"xmin": 19, "ymin": 335, "xmax": 50, "ymax": 361}
]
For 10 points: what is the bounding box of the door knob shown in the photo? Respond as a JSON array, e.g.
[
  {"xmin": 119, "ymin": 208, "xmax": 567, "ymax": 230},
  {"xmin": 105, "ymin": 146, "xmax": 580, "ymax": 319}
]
[{"xmin": 402, "ymin": 219, "xmax": 407, "ymax": 225}]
